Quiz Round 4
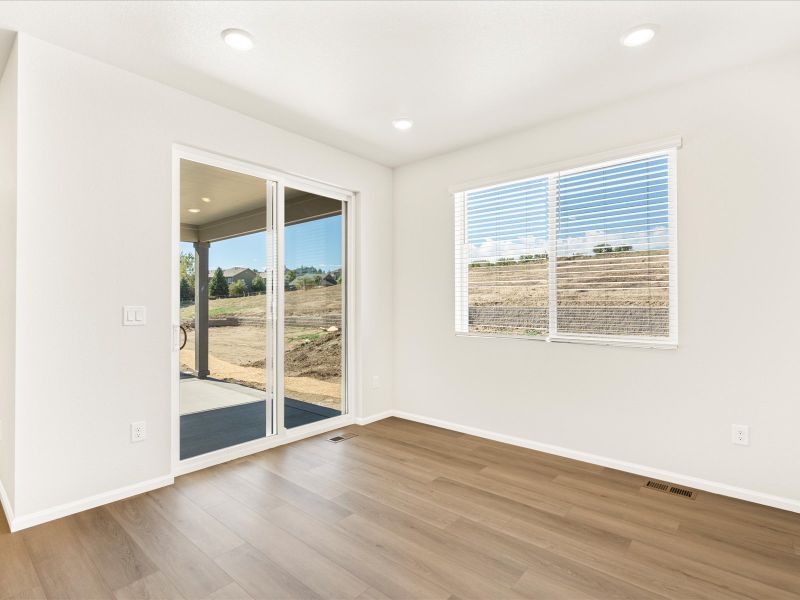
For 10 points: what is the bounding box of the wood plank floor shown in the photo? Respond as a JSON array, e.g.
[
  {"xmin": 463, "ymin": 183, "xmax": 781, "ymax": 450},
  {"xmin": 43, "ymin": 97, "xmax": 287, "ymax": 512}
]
[{"xmin": 2, "ymin": 417, "xmax": 799, "ymax": 599}]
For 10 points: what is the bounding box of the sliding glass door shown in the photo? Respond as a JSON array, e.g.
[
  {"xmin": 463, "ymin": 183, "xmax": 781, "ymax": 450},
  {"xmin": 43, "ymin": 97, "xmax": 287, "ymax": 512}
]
[{"xmin": 176, "ymin": 152, "xmax": 351, "ymax": 462}]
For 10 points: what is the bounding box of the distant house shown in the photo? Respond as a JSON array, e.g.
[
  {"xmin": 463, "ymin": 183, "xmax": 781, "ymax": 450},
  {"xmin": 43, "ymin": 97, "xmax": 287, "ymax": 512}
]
[
  {"xmin": 320, "ymin": 272, "xmax": 338, "ymax": 287},
  {"xmin": 209, "ymin": 267, "xmax": 258, "ymax": 286}
]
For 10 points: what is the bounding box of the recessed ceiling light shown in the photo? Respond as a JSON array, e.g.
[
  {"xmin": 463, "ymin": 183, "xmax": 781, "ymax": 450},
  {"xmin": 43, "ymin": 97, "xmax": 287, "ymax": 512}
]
[
  {"xmin": 222, "ymin": 28, "xmax": 254, "ymax": 51},
  {"xmin": 392, "ymin": 118, "xmax": 414, "ymax": 131},
  {"xmin": 621, "ymin": 25, "xmax": 657, "ymax": 47},
  {"xmin": 201, "ymin": 197, "xmax": 211, "ymax": 203},
  {"xmin": 188, "ymin": 208, "xmax": 201, "ymax": 213}
]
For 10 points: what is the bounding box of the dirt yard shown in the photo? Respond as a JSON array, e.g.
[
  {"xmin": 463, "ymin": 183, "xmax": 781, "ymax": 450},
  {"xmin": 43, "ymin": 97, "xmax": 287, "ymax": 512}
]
[
  {"xmin": 468, "ymin": 250, "xmax": 669, "ymax": 307},
  {"xmin": 467, "ymin": 250, "xmax": 670, "ymax": 336},
  {"xmin": 181, "ymin": 286, "xmax": 343, "ymax": 410}
]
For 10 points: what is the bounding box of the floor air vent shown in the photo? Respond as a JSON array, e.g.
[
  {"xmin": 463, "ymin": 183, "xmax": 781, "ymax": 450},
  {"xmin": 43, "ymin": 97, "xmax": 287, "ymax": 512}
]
[
  {"xmin": 328, "ymin": 432, "xmax": 358, "ymax": 443},
  {"xmin": 644, "ymin": 479, "xmax": 697, "ymax": 500},
  {"xmin": 644, "ymin": 480, "xmax": 670, "ymax": 492},
  {"xmin": 668, "ymin": 485, "xmax": 696, "ymax": 499}
]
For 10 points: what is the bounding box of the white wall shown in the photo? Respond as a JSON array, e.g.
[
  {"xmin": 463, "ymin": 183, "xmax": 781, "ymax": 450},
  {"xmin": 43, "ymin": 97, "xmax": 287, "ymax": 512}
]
[
  {"xmin": 0, "ymin": 39, "xmax": 17, "ymax": 512},
  {"xmin": 12, "ymin": 35, "xmax": 393, "ymax": 519},
  {"xmin": 393, "ymin": 51, "xmax": 800, "ymax": 507}
]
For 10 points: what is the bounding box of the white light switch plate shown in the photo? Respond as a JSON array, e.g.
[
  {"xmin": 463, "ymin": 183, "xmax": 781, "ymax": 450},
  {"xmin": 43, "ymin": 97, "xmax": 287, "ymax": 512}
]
[{"xmin": 123, "ymin": 306, "xmax": 146, "ymax": 326}]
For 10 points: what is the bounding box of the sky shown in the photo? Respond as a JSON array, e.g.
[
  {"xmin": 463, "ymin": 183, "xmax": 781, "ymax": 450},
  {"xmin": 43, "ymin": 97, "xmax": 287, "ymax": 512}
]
[
  {"xmin": 465, "ymin": 154, "xmax": 669, "ymax": 260},
  {"xmin": 180, "ymin": 214, "xmax": 342, "ymax": 273}
]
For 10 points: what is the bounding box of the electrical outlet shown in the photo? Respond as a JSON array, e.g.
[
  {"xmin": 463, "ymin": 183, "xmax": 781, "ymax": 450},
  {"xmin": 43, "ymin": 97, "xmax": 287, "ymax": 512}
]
[
  {"xmin": 732, "ymin": 424, "xmax": 749, "ymax": 446},
  {"xmin": 131, "ymin": 421, "xmax": 147, "ymax": 443},
  {"xmin": 371, "ymin": 375, "xmax": 380, "ymax": 389}
]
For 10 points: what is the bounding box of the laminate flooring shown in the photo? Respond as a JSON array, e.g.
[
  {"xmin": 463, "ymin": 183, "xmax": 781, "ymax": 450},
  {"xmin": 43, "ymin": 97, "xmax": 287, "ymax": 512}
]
[{"xmin": 2, "ymin": 417, "xmax": 799, "ymax": 599}]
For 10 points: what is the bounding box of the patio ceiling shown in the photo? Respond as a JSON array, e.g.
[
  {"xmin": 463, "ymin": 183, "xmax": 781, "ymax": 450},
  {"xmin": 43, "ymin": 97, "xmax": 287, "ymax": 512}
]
[{"xmin": 180, "ymin": 159, "xmax": 341, "ymax": 243}]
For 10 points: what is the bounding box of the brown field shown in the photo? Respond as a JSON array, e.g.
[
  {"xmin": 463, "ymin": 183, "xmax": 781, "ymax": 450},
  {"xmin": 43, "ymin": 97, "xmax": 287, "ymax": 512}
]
[
  {"xmin": 180, "ymin": 250, "xmax": 670, "ymax": 396},
  {"xmin": 180, "ymin": 286, "xmax": 342, "ymax": 409},
  {"xmin": 180, "ymin": 285, "xmax": 342, "ymax": 322},
  {"xmin": 468, "ymin": 249, "xmax": 670, "ymax": 337}
]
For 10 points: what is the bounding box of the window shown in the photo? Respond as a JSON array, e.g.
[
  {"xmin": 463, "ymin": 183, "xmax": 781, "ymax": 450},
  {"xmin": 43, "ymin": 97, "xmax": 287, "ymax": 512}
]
[{"xmin": 455, "ymin": 148, "xmax": 677, "ymax": 347}]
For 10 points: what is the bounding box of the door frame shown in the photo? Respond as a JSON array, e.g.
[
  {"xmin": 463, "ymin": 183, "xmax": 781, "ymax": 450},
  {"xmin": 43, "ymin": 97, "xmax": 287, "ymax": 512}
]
[{"xmin": 170, "ymin": 144, "xmax": 360, "ymax": 476}]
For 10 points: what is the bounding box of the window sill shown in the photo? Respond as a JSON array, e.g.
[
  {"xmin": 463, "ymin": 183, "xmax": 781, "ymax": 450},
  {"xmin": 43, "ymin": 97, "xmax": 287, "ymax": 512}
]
[{"xmin": 456, "ymin": 331, "xmax": 677, "ymax": 350}]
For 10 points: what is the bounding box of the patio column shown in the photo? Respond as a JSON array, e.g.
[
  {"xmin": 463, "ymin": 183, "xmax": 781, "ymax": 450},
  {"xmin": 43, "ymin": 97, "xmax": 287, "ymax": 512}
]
[{"xmin": 193, "ymin": 241, "xmax": 210, "ymax": 379}]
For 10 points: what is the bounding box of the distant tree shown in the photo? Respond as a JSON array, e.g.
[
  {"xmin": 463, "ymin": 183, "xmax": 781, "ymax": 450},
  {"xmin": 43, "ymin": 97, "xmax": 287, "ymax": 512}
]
[
  {"xmin": 229, "ymin": 279, "xmax": 248, "ymax": 297},
  {"xmin": 179, "ymin": 251, "xmax": 195, "ymax": 280},
  {"xmin": 295, "ymin": 273, "xmax": 322, "ymax": 289},
  {"xmin": 209, "ymin": 267, "xmax": 229, "ymax": 297},
  {"xmin": 593, "ymin": 243, "xmax": 633, "ymax": 254},
  {"xmin": 180, "ymin": 277, "xmax": 194, "ymax": 301},
  {"xmin": 250, "ymin": 275, "xmax": 266, "ymax": 293},
  {"xmin": 179, "ymin": 252, "xmax": 198, "ymax": 301},
  {"xmin": 294, "ymin": 265, "xmax": 323, "ymax": 276},
  {"xmin": 285, "ymin": 269, "xmax": 296, "ymax": 285},
  {"xmin": 516, "ymin": 254, "xmax": 548, "ymax": 263}
]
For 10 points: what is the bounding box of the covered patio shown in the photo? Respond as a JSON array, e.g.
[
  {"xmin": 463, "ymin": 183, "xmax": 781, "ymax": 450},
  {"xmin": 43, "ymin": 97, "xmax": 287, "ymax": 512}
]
[{"xmin": 179, "ymin": 374, "xmax": 340, "ymax": 459}]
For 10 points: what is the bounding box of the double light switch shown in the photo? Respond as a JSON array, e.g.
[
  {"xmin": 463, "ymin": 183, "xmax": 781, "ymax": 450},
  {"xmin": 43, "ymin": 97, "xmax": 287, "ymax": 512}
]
[{"xmin": 123, "ymin": 306, "xmax": 146, "ymax": 326}]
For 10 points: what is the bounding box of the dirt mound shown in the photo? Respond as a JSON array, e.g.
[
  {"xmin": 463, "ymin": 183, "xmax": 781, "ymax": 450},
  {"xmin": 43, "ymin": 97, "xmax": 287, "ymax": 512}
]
[{"xmin": 246, "ymin": 330, "xmax": 341, "ymax": 380}]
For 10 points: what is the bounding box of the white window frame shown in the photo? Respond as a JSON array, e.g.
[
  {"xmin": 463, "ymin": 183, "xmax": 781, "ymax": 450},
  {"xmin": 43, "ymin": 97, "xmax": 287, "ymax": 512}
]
[{"xmin": 453, "ymin": 138, "xmax": 679, "ymax": 349}]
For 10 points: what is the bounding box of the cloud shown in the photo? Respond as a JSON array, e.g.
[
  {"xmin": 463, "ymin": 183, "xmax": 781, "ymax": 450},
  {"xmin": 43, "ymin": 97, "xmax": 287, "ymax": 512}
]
[
  {"xmin": 557, "ymin": 226, "xmax": 668, "ymax": 255},
  {"xmin": 469, "ymin": 234, "xmax": 548, "ymax": 261},
  {"xmin": 468, "ymin": 226, "xmax": 669, "ymax": 261}
]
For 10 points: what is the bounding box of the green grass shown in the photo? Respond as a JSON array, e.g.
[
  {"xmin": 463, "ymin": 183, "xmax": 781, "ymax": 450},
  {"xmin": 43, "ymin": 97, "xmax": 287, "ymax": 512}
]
[
  {"xmin": 180, "ymin": 286, "xmax": 340, "ymax": 324},
  {"xmin": 180, "ymin": 294, "xmax": 266, "ymax": 321}
]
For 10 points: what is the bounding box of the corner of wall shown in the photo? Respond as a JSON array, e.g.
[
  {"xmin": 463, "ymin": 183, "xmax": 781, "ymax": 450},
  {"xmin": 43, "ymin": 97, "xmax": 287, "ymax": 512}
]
[{"xmin": 0, "ymin": 34, "xmax": 19, "ymax": 523}]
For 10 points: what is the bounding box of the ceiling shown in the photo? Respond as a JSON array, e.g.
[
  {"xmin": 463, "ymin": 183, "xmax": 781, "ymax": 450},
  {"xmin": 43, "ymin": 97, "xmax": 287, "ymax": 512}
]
[
  {"xmin": 181, "ymin": 159, "xmax": 266, "ymax": 226},
  {"xmin": 2, "ymin": 1, "xmax": 800, "ymax": 166},
  {"xmin": 180, "ymin": 160, "xmax": 340, "ymax": 244}
]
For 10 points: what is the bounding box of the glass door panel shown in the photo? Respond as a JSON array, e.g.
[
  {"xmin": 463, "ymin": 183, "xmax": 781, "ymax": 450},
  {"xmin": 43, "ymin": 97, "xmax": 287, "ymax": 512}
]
[
  {"xmin": 178, "ymin": 158, "xmax": 275, "ymax": 459},
  {"xmin": 282, "ymin": 188, "xmax": 345, "ymax": 429}
]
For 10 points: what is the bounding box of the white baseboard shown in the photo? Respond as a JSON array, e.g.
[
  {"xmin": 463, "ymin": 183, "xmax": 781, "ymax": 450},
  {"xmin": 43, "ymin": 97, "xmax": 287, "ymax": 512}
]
[
  {"xmin": 355, "ymin": 410, "xmax": 394, "ymax": 426},
  {"xmin": 9, "ymin": 408, "xmax": 796, "ymax": 533},
  {"xmin": 8, "ymin": 415, "xmax": 357, "ymax": 531},
  {"xmin": 9, "ymin": 474, "xmax": 174, "ymax": 532},
  {"xmin": 0, "ymin": 477, "xmax": 14, "ymax": 531},
  {"xmin": 382, "ymin": 410, "xmax": 800, "ymax": 515}
]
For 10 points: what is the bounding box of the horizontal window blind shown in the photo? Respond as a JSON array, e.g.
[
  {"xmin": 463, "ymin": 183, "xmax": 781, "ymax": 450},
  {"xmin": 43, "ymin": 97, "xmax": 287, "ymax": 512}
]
[
  {"xmin": 455, "ymin": 148, "xmax": 676, "ymax": 346},
  {"xmin": 458, "ymin": 177, "xmax": 550, "ymax": 336}
]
